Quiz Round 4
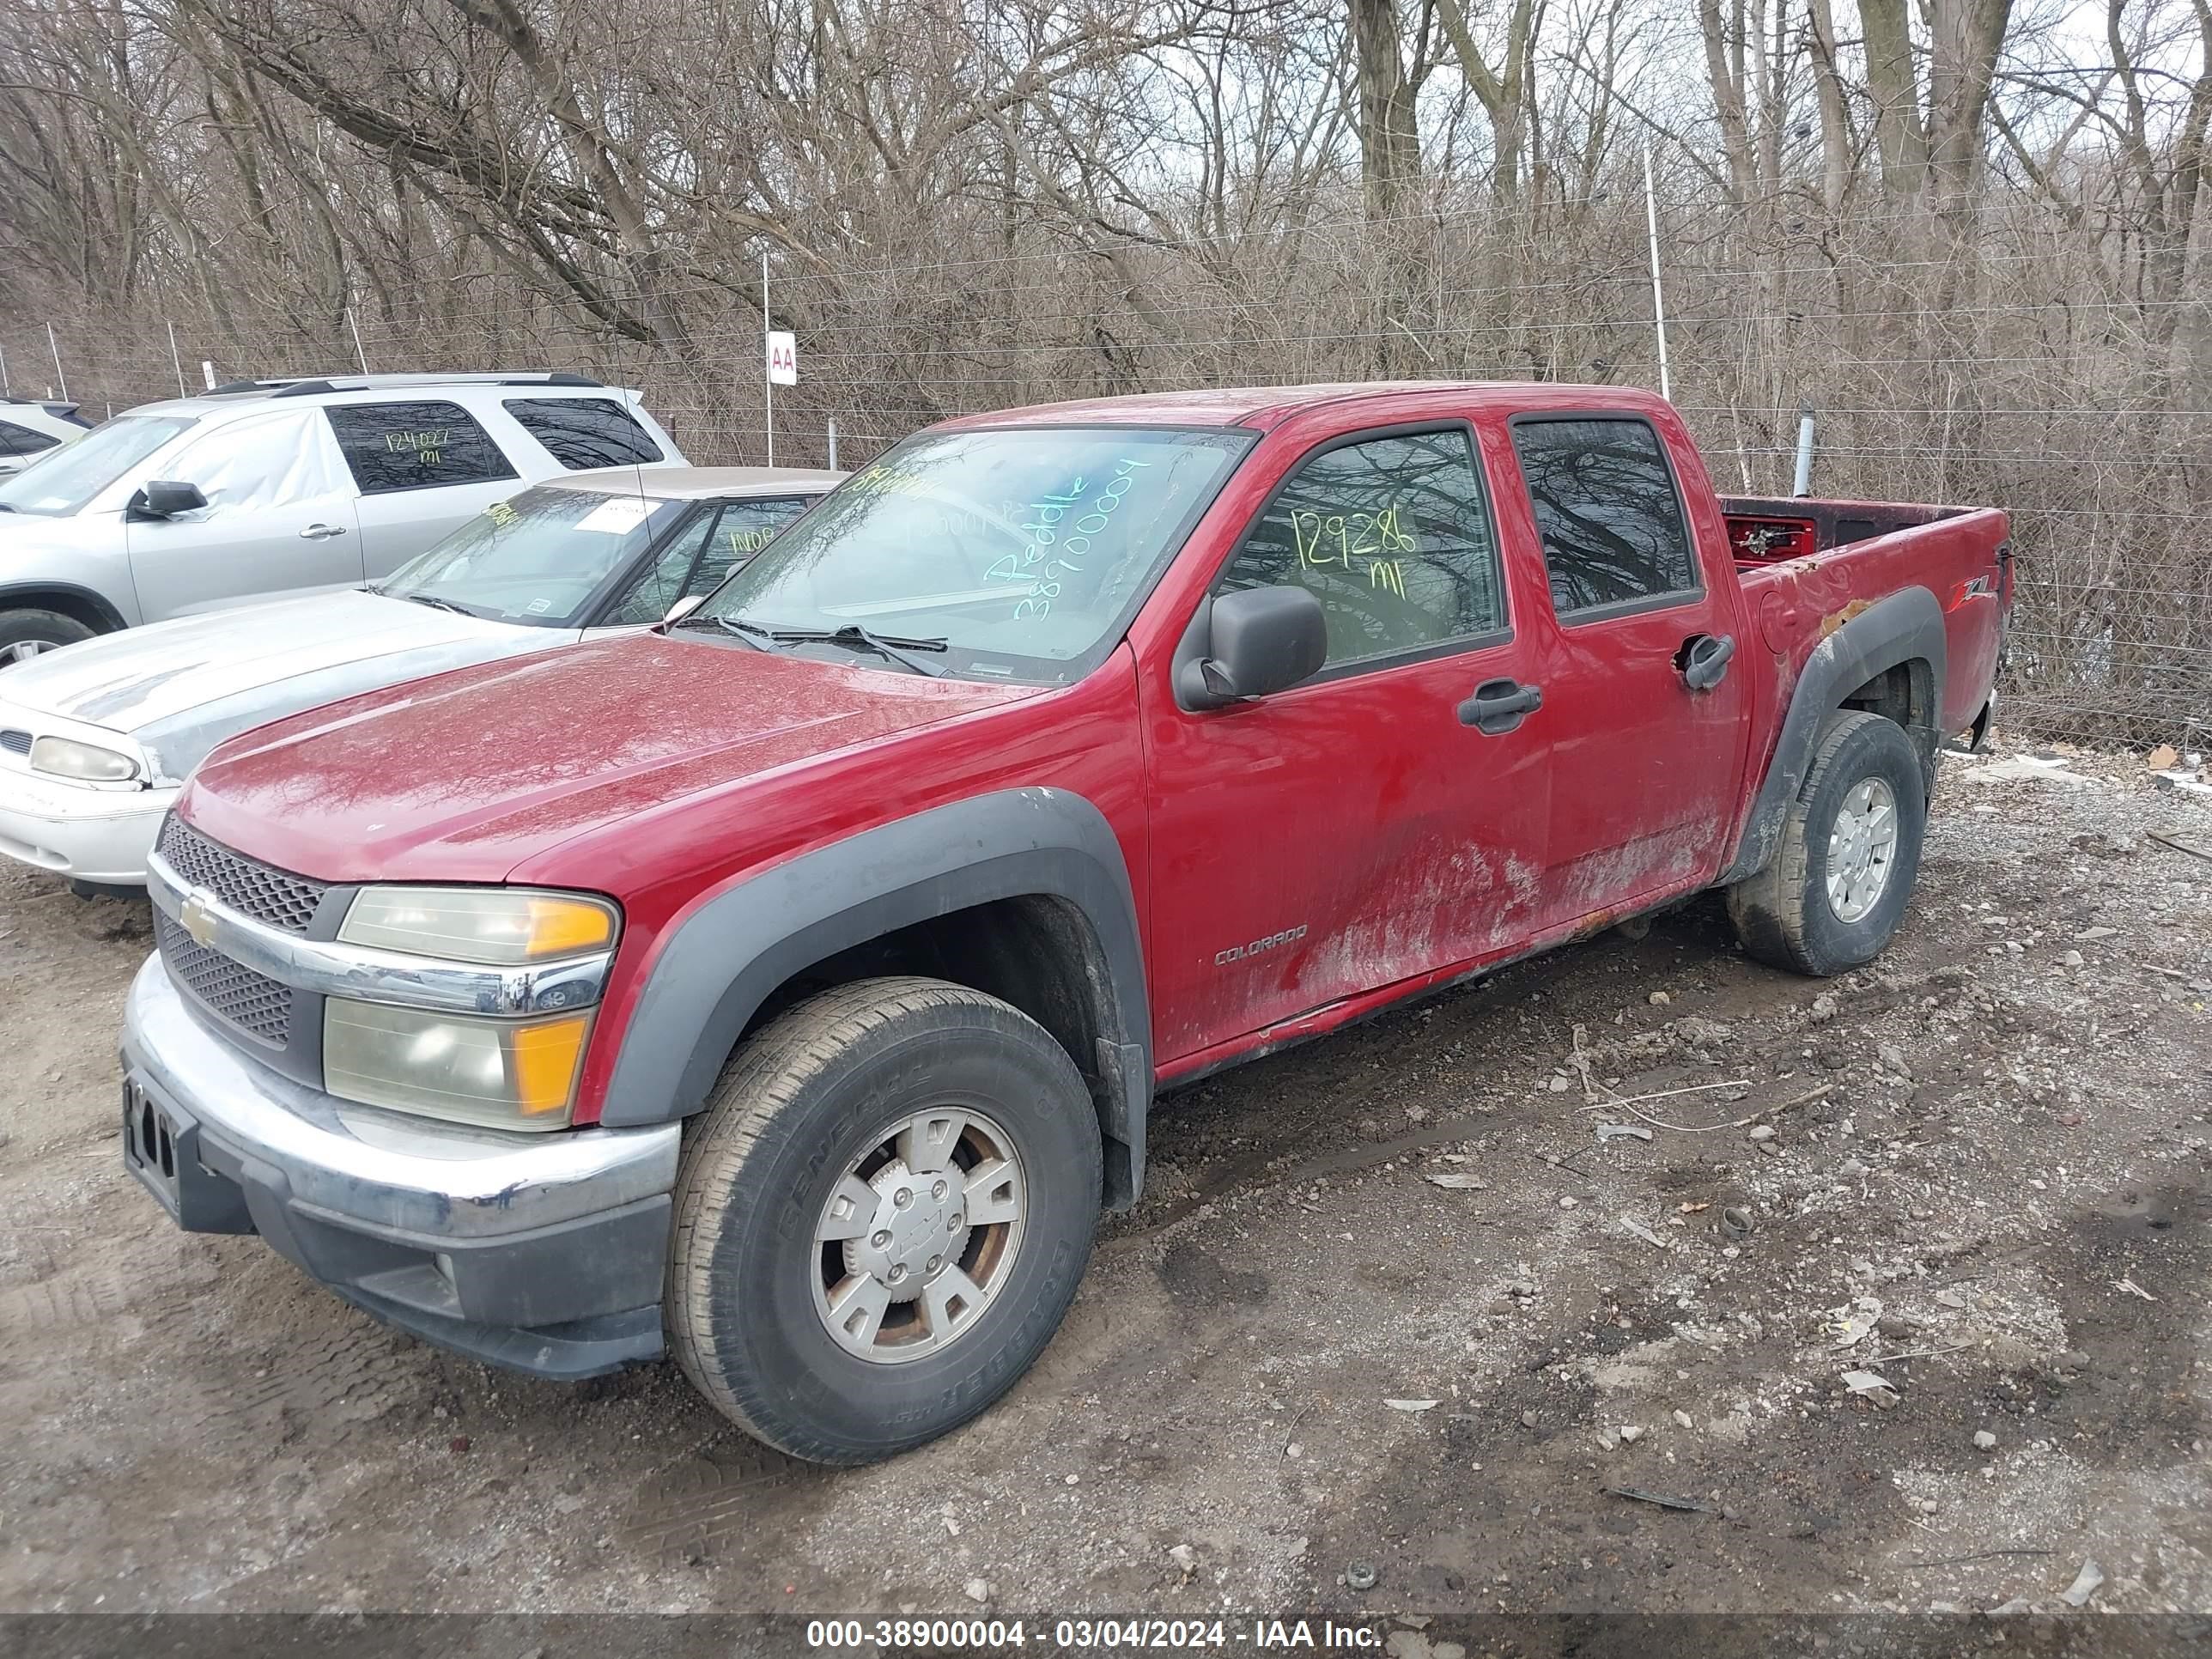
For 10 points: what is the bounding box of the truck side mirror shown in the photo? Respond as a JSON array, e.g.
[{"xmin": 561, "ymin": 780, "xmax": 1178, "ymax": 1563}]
[
  {"xmin": 128, "ymin": 480, "xmax": 209, "ymax": 520},
  {"xmin": 660, "ymin": 594, "xmax": 707, "ymax": 628},
  {"xmin": 1176, "ymin": 585, "xmax": 1328, "ymax": 711}
]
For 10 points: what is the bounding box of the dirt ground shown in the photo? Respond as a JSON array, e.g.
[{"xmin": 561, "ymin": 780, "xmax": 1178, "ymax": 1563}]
[{"xmin": 2, "ymin": 739, "xmax": 2208, "ymax": 1644}]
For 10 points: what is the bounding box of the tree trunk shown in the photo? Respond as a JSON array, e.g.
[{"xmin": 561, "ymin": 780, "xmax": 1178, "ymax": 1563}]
[
  {"xmin": 1806, "ymin": 0, "xmax": 1850, "ymax": 216},
  {"xmin": 1349, "ymin": 0, "xmax": 1420, "ymax": 221},
  {"xmin": 1860, "ymin": 0, "xmax": 1929, "ymax": 199},
  {"xmin": 1435, "ymin": 0, "xmax": 1535, "ymax": 207},
  {"xmin": 1925, "ymin": 0, "xmax": 2014, "ymax": 212},
  {"xmin": 1697, "ymin": 0, "xmax": 1754, "ymax": 210}
]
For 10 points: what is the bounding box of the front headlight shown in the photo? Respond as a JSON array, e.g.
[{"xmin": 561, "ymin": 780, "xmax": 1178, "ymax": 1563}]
[
  {"xmin": 30, "ymin": 734, "xmax": 138, "ymax": 782},
  {"xmin": 323, "ymin": 1001, "xmax": 592, "ymax": 1130},
  {"xmin": 337, "ymin": 886, "xmax": 618, "ymax": 963}
]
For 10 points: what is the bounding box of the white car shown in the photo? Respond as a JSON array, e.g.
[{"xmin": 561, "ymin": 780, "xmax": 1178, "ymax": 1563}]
[
  {"xmin": 0, "ymin": 371, "xmax": 689, "ymax": 663},
  {"xmin": 0, "ymin": 465, "xmax": 842, "ymax": 888},
  {"xmin": 0, "ymin": 398, "xmax": 90, "ymax": 475}
]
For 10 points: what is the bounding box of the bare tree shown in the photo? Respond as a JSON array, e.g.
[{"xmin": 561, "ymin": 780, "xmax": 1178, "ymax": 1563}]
[
  {"xmin": 3, "ymin": 0, "xmax": 2209, "ymax": 738},
  {"xmin": 1348, "ymin": 0, "xmax": 1434, "ymax": 219}
]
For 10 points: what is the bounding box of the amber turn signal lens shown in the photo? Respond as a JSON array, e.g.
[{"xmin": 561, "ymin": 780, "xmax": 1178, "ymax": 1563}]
[
  {"xmin": 526, "ymin": 896, "xmax": 617, "ymax": 958},
  {"xmin": 511, "ymin": 1014, "xmax": 592, "ymax": 1117}
]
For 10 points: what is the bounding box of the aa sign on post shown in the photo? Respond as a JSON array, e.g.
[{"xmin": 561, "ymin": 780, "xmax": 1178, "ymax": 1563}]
[{"xmin": 765, "ymin": 331, "xmax": 798, "ymax": 386}]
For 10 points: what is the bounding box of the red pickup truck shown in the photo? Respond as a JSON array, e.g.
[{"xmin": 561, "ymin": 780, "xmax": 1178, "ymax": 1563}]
[{"xmin": 120, "ymin": 383, "xmax": 2010, "ymax": 1463}]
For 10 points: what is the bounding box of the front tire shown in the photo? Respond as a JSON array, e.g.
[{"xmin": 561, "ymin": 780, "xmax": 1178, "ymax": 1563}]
[
  {"xmin": 665, "ymin": 976, "xmax": 1101, "ymax": 1463},
  {"xmin": 1726, "ymin": 710, "xmax": 1927, "ymax": 976},
  {"xmin": 0, "ymin": 607, "xmax": 94, "ymax": 666}
]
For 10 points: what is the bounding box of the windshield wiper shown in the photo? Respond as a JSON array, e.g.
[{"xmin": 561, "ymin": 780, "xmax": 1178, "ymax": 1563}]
[
  {"xmin": 402, "ymin": 592, "xmax": 481, "ymax": 617},
  {"xmin": 685, "ymin": 614, "xmax": 774, "ymax": 650},
  {"xmin": 768, "ymin": 623, "xmax": 948, "ymax": 677},
  {"xmin": 684, "ymin": 614, "xmax": 947, "ymax": 675}
]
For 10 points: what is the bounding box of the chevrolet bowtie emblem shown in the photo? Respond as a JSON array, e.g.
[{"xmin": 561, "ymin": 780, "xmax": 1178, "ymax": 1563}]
[{"xmin": 179, "ymin": 887, "xmax": 220, "ymax": 948}]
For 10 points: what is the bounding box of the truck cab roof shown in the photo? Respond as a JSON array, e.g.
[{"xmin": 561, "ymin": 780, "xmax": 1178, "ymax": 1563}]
[{"xmin": 938, "ymin": 380, "xmax": 1666, "ymax": 433}]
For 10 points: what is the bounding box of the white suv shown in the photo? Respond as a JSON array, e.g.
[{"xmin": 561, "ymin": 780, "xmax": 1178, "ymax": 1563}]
[
  {"xmin": 0, "ymin": 372, "xmax": 686, "ymax": 662},
  {"xmin": 0, "ymin": 398, "xmax": 91, "ymax": 475}
]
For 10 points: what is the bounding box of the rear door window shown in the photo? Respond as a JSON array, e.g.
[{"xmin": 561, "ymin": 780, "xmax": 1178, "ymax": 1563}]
[
  {"xmin": 598, "ymin": 511, "xmax": 721, "ymax": 626},
  {"xmin": 325, "ymin": 400, "xmax": 520, "ymax": 495},
  {"xmin": 1510, "ymin": 417, "xmax": 1700, "ymax": 618},
  {"xmin": 596, "ymin": 496, "xmax": 817, "ymax": 625},
  {"xmin": 688, "ymin": 497, "xmax": 814, "ymax": 596},
  {"xmin": 502, "ymin": 397, "xmax": 665, "ymax": 469}
]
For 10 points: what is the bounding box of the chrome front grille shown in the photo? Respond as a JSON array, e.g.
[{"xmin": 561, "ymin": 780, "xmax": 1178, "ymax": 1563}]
[
  {"xmin": 0, "ymin": 729, "xmax": 28, "ymax": 757},
  {"xmin": 155, "ymin": 911, "xmax": 294, "ymax": 1048},
  {"xmin": 155, "ymin": 816, "xmax": 326, "ymax": 933}
]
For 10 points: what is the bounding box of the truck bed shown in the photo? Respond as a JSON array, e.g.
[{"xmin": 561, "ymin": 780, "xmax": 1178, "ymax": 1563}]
[
  {"xmin": 1721, "ymin": 495, "xmax": 1972, "ymax": 565},
  {"xmin": 1723, "ymin": 495, "xmax": 2011, "ymax": 753}
]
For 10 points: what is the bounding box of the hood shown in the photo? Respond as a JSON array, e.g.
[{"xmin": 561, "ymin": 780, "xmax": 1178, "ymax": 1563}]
[
  {"xmin": 178, "ymin": 632, "xmax": 1043, "ymax": 883},
  {"xmin": 0, "ymin": 590, "xmax": 556, "ymax": 781},
  {"xmin": 0, "ymin": 506, "xmax": 112, "ymax": 554}
]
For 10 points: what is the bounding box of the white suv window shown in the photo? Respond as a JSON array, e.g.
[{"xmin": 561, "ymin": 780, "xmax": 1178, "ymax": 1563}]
[
  {"xmin": 164, "ymin": 408, "xmax": 352, "ymax": 510},
  {"xmin": 502, "ymin": 397, "xmax": 665, "ymax": 468},
  {"xmin": 325, "ymin": 399, "xmax": 520, "ymax": 495}
]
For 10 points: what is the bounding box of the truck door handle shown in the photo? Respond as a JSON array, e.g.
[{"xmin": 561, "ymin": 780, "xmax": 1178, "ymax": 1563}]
[
  {"xmin": 1678, "ymin": 633, "xmax": 1735, "ymax": 691},
  {"xmin": 1458, "ymin": 677, "xmax": 1542, "ymax": 735},
  {"xmin": 298, "ymin": 523, "xmax": 349, "ymax": 540}
]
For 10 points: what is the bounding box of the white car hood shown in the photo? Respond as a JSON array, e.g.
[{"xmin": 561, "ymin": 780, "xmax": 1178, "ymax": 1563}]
[{"xmin": 0, "ymin": 590, "xmax": 570, "ymax": 783}]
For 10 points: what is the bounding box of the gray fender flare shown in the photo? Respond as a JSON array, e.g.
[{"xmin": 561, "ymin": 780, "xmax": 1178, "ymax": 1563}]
[
  {"xmin": 1719, "ymin": 586, "xmax": 1947, "ymax": 885},
  {"xmin": 597, "ymin": 786, "xmax": 1153, "ymax": 1198}
]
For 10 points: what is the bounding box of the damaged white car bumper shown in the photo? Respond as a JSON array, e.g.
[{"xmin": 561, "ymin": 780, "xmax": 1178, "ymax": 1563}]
[{"xmin": 0, "ymin": 753, "xmax": 172, "ymax": 884}]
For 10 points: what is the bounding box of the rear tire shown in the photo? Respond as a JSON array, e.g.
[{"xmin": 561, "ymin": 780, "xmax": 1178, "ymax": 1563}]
[
  {"xmin": 0, "ymin": 608, "xmax": 94, "ymax": 666},
  {"xmin": 665, "ymin": 976, "xmax": 1101, "ymax": 1464},
  {"xmin": 1726, "ymin": 711, "xmax": 1926, "ymax": 976}
]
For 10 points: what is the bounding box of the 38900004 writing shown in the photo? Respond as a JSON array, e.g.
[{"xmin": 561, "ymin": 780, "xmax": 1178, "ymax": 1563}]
[{"xmin": 984, "ymin": 458, "xmax": 1153, "ymax": 618}]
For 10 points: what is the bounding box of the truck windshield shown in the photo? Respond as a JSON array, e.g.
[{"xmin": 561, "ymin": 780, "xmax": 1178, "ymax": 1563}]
[
  {"xmin": 378, "ymin": 484, "xmax": 688, "ymax": 626},
  {"xmin": 0, "ymin": 415, "xmax": 197, "ymax": 516},
  {"xmin": 693, "ymin": 426, "xmax": 1253, "ymax": 683}
]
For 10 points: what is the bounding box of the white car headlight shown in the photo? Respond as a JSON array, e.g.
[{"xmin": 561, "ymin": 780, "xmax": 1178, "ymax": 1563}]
[
  {"xmin": 29, "ymin": 734, "xmax": 139, "ymax": 782},
  {"xmin": 323, "ymin": 1001, "xmax": 592, "ymax": 1130},
  {"xmin": 337, "ymin": 885, "xmax": 618, "ymax": 965}
]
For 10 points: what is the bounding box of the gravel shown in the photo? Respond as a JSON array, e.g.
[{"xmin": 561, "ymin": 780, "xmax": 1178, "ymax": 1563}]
[{"xmin": 0, "ymin": 736, "xmax": 2205, "ymax": 1618}]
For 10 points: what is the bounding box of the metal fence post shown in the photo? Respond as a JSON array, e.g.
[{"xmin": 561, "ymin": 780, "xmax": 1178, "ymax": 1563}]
[
  {"xmin": 762, "ymin": 250, "xmax": 775, "ymax": 468},
  {"xmin": 1791, "ymin": 404, "xmax": 1817, "ymax": 497},
  {"xmin": 1641, "ymin": 143, "xmax": 1671, "ymax": 403}
]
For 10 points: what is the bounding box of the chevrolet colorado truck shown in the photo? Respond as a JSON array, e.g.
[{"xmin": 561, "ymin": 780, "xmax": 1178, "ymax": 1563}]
[{"xmin": 118, "ymin": 382, "xmax": 2011, "ymax": 1464}]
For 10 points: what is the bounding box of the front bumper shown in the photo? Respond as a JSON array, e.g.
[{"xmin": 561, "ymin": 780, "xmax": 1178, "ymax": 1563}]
[
  {"xmin": 121, "ymin": 953, "xmax": 680, "ymax": 1379},
  {"xmin": 0, "ymin": 771, "xmax": 171, "ymax": 884}
]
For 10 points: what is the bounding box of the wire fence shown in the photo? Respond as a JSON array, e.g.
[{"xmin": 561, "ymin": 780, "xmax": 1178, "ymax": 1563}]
[{"xmin": 7, "ymin": 193, "xmax": 2209, "ymax": 747}]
